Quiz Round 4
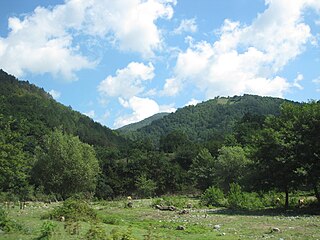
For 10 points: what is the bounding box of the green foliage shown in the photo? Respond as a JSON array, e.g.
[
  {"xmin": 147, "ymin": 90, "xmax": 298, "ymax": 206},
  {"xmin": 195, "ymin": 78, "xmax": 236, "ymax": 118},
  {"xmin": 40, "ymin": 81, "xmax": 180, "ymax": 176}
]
[
  {"xmin": 46, "ymin": 199, "xmax": 97, "ymax": 222},
  {"xmin": 151, "ymin": 196, "xmax": 189, "ymax": 208},
  {"xmin": 124, "ymin": 94, "xmax": 288, "ymax": 145},
  {"xmin": 32, "ymin": 129, "xmax": 100, "ymax": 198},
  {"xmin": 135, "ymin": 174, "xmax": 157, "ymax": 198},
  {"xmin": 189, "ymin": 148, "xmax": 215, "ymax": 190},
  {"xmin": 35, "ymin": 221, "xmax": 56, "ymax": 240},
  {"xmin": 227, "ymin": 183, "xmax": 246, "ymax": 210},
  {"xmin": 108, "ymin": 227, "xmax": 136, "ymax": 240},
  {"xmin": 227, "ymin": 183, "xmax": 266, "ymax": 210},
  {"xmin": 0, "ymin": 206, "xmax": 23, "ymax": 233},
  {"xmin": 85, "ymin": 222, "xmax": 108, "ymax": 240},
  {"xmin": 0, "ymin": 115, "xmax": 33, "ymax": 198},
  {"xmin": 200, "ymin": 186, "xmax": 225, "ymax": 207},
  {"xmin": 215, "ymin": 146, "xmax": 251, "ymax": 191}
]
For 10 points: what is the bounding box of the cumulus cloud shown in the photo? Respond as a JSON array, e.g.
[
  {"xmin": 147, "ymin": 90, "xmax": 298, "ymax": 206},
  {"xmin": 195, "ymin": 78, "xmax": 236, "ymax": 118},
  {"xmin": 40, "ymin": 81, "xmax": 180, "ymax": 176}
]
[
  {"xmin": 98, "ymin": 62, "xmax": 155, "ymax": 99},
  {"xmin": 0, "ymin": 1, "xmax": 94, "ymax": 79},
  {"xmin": 84, "ymin": 110, "xmax": 95, "ymax": 118},
  {"xmin": 114, "ymin": 96, "xmax": 175, "ymax": 128},
  {"xmin": 85, "ymin": 0, "xmax": 176, "ymax": 58},
  {"xmin": 312, "ymin": 77, "xmax": 320, "ymax": 92},
  {"xmin": 173, "ymin": 18, "xmax": 197, "ymax": 34},
  {"xmin": 164, "ymin": 0, "xmax": 319, "ymax": 99},
  {"xmin": 49, "ymin": 89, "xmax": 61, "ymax": 99},
  {"xmin": 0, "ymin": 0, "xmax": 176, "ymax": 78},
  {"xmin": 161, "ymin": 77, "xmax": 182, "ymax": 96},
  {"xmin": 184, "ymin": 98, "xmax": 200, "ymax": 106},
  {"xmin": 293, "ymin": 74, "xmax": 304, "ymax": 90}
]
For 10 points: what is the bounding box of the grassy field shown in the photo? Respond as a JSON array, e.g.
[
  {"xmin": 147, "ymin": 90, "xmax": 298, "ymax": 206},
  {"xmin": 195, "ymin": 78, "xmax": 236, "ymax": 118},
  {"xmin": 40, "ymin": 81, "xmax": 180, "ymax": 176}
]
[{"xmin": 1, "ymin": 198, "xmax": 320, "ymax": 240}]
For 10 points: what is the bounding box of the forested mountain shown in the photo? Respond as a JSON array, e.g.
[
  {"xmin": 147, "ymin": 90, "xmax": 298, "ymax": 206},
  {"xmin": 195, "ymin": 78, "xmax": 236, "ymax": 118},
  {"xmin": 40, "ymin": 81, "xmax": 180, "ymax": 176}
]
[
  {"xmin": 118, "ymin": 112, "xmax": 169, "ymax": 133},
  {"xmin": 121, "ymin": 94, "xmax": 293, "ymax": 145},
  {"xmin": 0, "ymin": 69, "xmax": 125, "ymax": 148},
  {"xmin": 1, "ymin": 69, "xmax": 319, "ymax": 207}
]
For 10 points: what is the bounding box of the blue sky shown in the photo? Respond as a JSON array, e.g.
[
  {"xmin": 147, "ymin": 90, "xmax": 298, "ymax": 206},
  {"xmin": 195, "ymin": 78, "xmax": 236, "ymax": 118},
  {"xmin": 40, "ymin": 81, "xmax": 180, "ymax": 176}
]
[{"xmin": 1, "ymin": 0, "xmax": 320, "ymax": 128}]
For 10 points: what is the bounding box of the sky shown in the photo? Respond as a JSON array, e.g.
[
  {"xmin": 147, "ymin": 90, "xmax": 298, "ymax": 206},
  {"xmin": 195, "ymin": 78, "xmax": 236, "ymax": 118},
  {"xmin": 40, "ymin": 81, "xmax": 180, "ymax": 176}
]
[{"xmin": 0, "ymin": 0, "xmax": 320, "ymax": 129}]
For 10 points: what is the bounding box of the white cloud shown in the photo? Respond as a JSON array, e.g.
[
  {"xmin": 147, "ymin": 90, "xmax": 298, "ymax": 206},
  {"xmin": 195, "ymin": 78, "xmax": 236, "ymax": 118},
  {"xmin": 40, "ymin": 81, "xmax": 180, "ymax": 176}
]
[
  {"xmin": 98, "ymin": 62, "xmax": 155, "ymax": 99},
  {"xmin": 49, "ymin": 89, "xmax": 61, "ymax": 99},
  {"xmin": 161, "ymin": 78, "xmax": 182, "ymax": 96},
  {"xmin": 84, "ymin": 110, "xmax": 95, "ymax": 118},
  {"xmin": 293, "ymin": 73, "xmax": 304, "ymax": 90},
  {"xmin": 173, "ymin": 18, "xmax": 197, "ymax": 35},
  {"xmin": 0, "ymin": 0, "xmax": 176, "ymax": 78},
  {"xmin": 184, "ymin": 98, "xmax": 200, "ymax": 106},
  {"xmin": 165, "ymin": 0, "xmax": 318, "ymax": 99},
  {"xmin": 0, "ymin": 2, "xmax": 94, "ymax": 79},
  {"xmin": 114, "ymin": 96, "xmax": 175, "ymax": 128},
  {"xmin": 85, "ymin": 0, "xmax": 176, "ymax": 58},
  {"xmin": 312, "ymin": 76, "xmax": 320, "ymax": 92}
]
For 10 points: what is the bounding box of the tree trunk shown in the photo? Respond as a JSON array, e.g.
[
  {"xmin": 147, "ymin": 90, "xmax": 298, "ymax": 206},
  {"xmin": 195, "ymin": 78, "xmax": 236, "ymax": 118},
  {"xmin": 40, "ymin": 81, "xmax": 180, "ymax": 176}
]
[
  {"xmin": 313, "ymin": 182, "xmax": 320, "ymax": 203},
  {"xmin": 285, "ymin": 188, "xmax": 289, "ymax": 209}
]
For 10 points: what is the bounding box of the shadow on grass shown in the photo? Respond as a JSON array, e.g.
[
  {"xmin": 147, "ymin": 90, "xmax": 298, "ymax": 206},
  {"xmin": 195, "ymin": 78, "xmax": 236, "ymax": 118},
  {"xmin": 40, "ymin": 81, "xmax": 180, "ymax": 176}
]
[{"xmin": 207, "ymin": 204, "xmax": 320, "ymax": 217}]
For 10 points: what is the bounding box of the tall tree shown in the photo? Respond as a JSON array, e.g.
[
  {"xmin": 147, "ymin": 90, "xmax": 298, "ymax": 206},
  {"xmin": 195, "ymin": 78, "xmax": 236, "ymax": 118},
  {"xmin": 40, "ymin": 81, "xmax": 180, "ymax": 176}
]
[
  {"xmin": 32, "ymin": 129, "xmax": 100, "ymax": 199},
  {"xmin": 215, "ymin": 146, "xmax": 250, "ymax": 191},
  {"xmin": 0, "ymin": 115, "xmax": 33, "ymax": 199},
  {"xmin": 189, "ymin": 148, "xmax": 216, "ymax": 190}
]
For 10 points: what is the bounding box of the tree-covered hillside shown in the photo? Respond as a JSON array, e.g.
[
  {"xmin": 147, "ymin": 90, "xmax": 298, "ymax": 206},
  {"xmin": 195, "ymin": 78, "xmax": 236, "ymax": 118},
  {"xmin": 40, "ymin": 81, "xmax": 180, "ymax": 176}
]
[
  {"xmin": 122, "ymin": 94, "xmax": 293, "ymax": 145},
  {"xmin": 117, "ymin": 112, "xmax": 169, "ymax": 133},
  {"xmin": 0, "ymin": 69, "xmax": 125, "ymax": 148}
]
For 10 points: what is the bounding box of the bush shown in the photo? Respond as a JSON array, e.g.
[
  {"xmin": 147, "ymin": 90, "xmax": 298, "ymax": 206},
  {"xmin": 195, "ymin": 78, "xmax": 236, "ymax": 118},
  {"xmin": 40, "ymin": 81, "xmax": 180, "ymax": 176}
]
[
  {"xmin": 35, "ymin": 221, "xmax": 56, "ymax": 240},
  {"xmin": 200, "ymin": 186, "xmax": 225, "ymax": 207},
  {"xmin": 151, "ymin": 196, "xmax": 189, "ymax": 208},
  {"xmin": 85, "ymin": 222, "xmax": 107, "ymax": 240},
  {"xmin": 227, "ymin": 183, "xmax": 265, "ymax": 210},
  {"xmin": 227, "ymin": 183, "xmax": 245, "ymax": 210},
  {"xmin": 0, "ymin": 206, "xmax": 23, "ymax": 232},
  {"xmin": 108, "ymin": 227, "xmax": 136, "ymax": 240},
  {"xmin": 45, "ymin": 198, "xmax": 97, "ymax": 222}
]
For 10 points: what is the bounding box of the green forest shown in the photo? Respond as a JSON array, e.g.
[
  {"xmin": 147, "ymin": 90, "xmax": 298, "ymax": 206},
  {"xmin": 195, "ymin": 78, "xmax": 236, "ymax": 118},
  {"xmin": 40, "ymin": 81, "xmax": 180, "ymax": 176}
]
[{"xmin": 1, "ymin": 69, "xmax": 320, "ymax": 207}]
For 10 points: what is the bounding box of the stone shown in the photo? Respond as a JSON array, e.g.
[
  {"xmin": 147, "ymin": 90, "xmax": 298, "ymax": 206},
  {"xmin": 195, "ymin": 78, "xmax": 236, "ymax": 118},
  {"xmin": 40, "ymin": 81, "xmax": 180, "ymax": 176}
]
[
  {"xmin": 176, "ymin": 225, "xmax": 185, "ymax": 230},
  {"xmin": 214, "ymin": 224, "xmax": 221, "ymax": 230}
]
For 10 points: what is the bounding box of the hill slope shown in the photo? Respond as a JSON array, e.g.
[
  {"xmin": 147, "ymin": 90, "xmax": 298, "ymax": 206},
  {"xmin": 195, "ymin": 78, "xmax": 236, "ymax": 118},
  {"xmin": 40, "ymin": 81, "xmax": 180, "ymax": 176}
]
[
  {"xmin": 0, "ymin": 69, "xmax": 124, "ymax": 148},
  {"xmin": 124, "ymin": 94, "xmax": 293, "ymax": 144},
  {"xmin": 117, "ymin": 112, "xmax": 170, "ymax": 133}
]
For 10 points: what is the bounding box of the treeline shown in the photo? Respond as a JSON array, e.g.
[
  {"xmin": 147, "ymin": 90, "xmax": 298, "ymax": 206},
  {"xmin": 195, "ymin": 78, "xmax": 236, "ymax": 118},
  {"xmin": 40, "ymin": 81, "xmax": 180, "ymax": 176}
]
[{"xmin": 0, "ymin": 70, "xmax": 319, "ymax": 208}]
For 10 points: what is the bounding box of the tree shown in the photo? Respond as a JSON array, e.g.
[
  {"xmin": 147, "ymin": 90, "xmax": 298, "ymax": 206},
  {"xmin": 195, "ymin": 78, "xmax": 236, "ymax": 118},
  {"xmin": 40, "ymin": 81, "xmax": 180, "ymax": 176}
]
[
  {"xmin": 32, "ymin": 129, "xmax": 100, "ymax": 199},
  {"xmin": 0, "ymin": 115, "xmax": 33, "ymax": 200},
  {"xmin": 189, "ymin": 148, "xmax": 216, "ymax": 190},
  {"xmin": 292, "ymin": 101, "xmax": 320, "ymax": 202},
  {"xmin": 215, "ymin": 146, "xmax": 250, "ymax": 191},
  {"xmin": 252, "ymin": 110, "xmax": 300, "ymax": 208}
]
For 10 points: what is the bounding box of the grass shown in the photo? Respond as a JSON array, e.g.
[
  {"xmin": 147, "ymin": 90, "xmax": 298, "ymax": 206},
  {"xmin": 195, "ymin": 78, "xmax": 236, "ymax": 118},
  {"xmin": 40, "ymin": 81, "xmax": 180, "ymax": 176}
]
[{"xmin": 1, "ymin": 198, "xmax": 319, "ymax": 239}]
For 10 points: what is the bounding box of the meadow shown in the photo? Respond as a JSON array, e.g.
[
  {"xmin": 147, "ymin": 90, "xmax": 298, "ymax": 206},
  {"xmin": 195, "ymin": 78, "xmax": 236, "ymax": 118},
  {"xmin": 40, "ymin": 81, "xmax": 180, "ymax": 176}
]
[{"xmin": 1, "ymin": 197, "xmax": 319, "ymax": 240}]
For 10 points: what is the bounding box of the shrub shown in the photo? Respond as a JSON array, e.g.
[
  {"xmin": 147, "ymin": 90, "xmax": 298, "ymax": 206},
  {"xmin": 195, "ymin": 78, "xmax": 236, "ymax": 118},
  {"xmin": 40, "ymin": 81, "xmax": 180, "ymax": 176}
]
[
  {"xmin": 200, "ymin": 186, "xmax": 225, "ymax": 207},
  {"xmin": 227, "ymin": 183, "xmax": 245, "ymax": 210},
  {"xmin": 227, "ymin": 183, "xmax": 266, "ymax": 210},
  {"xmin": 151, "ymin": 196, "xmax": 189, "ymax": 208},
  {"xmin": 45, "ymin": 198, "xmax": 97, "ymax": 222},
  {"xmin": 85, "ymin": 222, "xmax": 107, "ymax": 240},
  {"xmin": 0, "ymin": 206, "xmax": 23, "ymax": 232},
  {"xmin": 108, "ymin": 227, "xmax": 136, "ymax": 240},
  {"xmin": 35, "ymin": 221, "xmax": 56, "ymax": 240}
]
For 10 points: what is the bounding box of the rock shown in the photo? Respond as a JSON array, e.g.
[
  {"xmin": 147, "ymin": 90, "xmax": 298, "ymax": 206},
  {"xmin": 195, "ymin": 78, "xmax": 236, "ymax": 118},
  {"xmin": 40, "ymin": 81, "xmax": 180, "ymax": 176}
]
[
  {"xmin": 127, "ymin": 201, "xmax": 133, "ymax": 208},
  {"xmin": 214, "ymin": 224, "xmax": 221, "ymax": 230},
  {"xmin": 155, "ymin": 205, "xmax": 176, "ymax": 211},
  {"xmin": 178, "ymin": 209, "xmax": 189, "ymax": 215},
  {"xmin": 176, "ymin": 225, "xmax": 185, "ymax": 230},
  {"xmin": 271, "ymin": 227, "xmax": 280, "ymax": 232},
  {"xmin": 60, "ymin": 216, "xmax": 65, "ymax": 222}
]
